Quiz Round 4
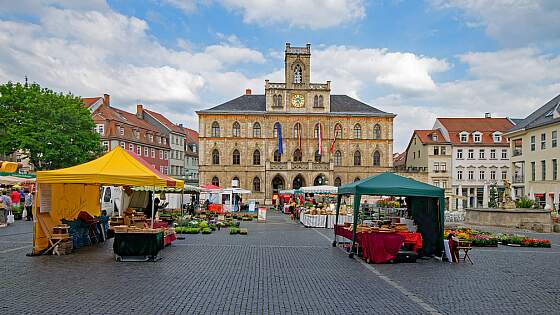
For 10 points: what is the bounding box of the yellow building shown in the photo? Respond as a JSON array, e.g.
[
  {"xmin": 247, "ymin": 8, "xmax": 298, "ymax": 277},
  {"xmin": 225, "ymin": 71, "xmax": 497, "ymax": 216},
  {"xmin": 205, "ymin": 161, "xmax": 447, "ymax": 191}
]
[
  {"xmin": 506, "ymin": 94, "xmax": 560, "ymax": 209},
  {"xmin": 197, "ymin": 43, "xmax": 395, "ymax": 203}
]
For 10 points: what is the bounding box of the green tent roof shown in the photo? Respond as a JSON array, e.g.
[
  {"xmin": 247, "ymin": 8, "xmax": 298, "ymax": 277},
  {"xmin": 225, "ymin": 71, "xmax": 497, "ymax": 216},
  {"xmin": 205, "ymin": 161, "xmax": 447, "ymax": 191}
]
[{"xmin": 338, "ymin": 172, "xmax": 444, "ymax": 198}]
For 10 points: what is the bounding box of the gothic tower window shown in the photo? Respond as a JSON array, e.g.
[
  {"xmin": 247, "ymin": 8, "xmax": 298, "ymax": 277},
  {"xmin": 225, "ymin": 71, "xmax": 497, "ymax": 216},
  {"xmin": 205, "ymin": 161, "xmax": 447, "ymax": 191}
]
[
  {"xmin": 293, "ymin": 149, "xmax": 302, "ymax": 162},
  {"xmin": 273, "ymin": 95, "xmax": 278, "ymax": 107},
  {"xmin": 253, "ymin": 150, "xmax": 260, "ymax": 165},
  {"xmin": 314, "ymin": 95, "xmax": 319, "ymax": 108},
  {"xmin": 318, "ymin": 95, "xmax": 323, "ymax": 107},
  {"xmin": 232, "ymin": 122, "xmax": 240, "ymax": 137},
  {"xmin": 334, "ymin": 150, "xmax": 342, "ymax": 166},
  {"xmin": 277, "ymin": 94, "xmax": 282, "ymax": 106},
  {"xmin": 253, "ymin": 122, "xmax": 261, "ymax": 138},
  {"xmin": 232, "ymin": 149, "xmax": 240, "ymax": 165},
  {"xmin": 354, "ymin": 124, "xmax": 361, "ymax": 139},
  {"xmin": 373, "ymin": 124, "xmax": 382, "ymax": 139},
  {"xmin": 354, "ymin": 150, "xmax": 361, "ymax": 166},
  {"xmin": 294, "ymin": 64, "xmax": 302, "ymax": 83},
  {"xmin": 212, "ymin": 149, "xmax": 220, "ymax": 165},
  {"xmin": 211, "ymin": 121, "xmax": 220, "ymax": 137},
  {"xmin": 373, "ymin": 150, "xmax": 381, "ymax": 166},
  {"xmin": 253, "ymin": 177, "xmax": 261, "ymax": 192}
]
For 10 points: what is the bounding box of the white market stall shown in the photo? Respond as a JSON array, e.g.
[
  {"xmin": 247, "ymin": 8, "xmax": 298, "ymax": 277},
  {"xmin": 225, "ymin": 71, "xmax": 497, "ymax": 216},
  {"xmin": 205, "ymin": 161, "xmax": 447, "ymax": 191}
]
[
  {"xmin": 298, "ymin": 185, "xmax": 354, "ymax": 228},
  {"xmin": 221, "ymin": 188, "xmax": 252, "ymax": 212}
]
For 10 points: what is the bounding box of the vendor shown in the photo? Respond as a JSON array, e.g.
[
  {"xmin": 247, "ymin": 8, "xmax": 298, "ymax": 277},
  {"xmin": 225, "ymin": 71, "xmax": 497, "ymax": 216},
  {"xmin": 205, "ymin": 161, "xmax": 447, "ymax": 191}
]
[{"xmin": 144, "ymin": 193, "xmax": 161, "ymax": 219}]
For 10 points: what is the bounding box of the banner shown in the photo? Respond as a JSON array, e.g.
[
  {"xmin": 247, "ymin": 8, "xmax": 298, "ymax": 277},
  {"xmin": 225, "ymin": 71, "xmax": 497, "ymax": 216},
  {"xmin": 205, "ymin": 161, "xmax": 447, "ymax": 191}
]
[
  {"xmin": 318, "ymin": 123, "xmax": 323, "ymax": 155},
  {"xmin": 277, "ymin": 124, "xmax": 283, "ymax": 155}
]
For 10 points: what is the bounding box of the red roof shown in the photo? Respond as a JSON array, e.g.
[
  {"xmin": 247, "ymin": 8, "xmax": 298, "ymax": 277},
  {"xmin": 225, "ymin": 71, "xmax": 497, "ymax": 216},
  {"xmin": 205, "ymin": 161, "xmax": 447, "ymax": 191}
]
[
  {"xmin": 145, "ymin": 109, "xmax": 185, "ymax": 134},
  {"xmin": 393, "ymin": 152, "xmax": 406, "ymax": 167},
  {"xmin": 82, "ymin": 97, "xmax": 102, "ymax": 108},
  {"xmin": 183, "ymin": 127, "xmax": 199, "ymax": 144},
  {"xmin": 414, "ymin": 129, "xmax": 448, "ymax": 144},
  {"xmin": 437, "ymin": 118, "xmax": 513, "ymax": 146}
]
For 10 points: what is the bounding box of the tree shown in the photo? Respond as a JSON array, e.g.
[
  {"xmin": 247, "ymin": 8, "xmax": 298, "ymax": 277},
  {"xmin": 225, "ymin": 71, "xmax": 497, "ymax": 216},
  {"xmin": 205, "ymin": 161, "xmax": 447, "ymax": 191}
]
[
  {"xmin": 488, "ymin": 186, "xmax": 498, "ymax": 208},
  {"xmin": 0, "ymin": 81, "xmax": 102, "ymax": 170}
]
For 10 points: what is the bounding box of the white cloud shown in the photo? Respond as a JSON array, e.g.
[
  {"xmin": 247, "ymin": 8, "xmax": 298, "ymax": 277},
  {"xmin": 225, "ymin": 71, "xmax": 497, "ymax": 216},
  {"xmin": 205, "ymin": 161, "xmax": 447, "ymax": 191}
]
[
  {"xmin": 163, "ymin": 0, "xmax": 199, "ymax": 14},
  {"xmin": 219, "ymin": 0, "xmax": 366, "ymax": 29},
  {"xmin": 431, "ymin": 0, "xmax": 560, "ymax": 46}
]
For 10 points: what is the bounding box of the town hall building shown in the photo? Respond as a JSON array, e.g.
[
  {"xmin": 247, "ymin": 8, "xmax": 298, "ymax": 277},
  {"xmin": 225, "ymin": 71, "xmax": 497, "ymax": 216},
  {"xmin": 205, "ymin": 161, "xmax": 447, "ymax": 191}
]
[{"xmin": 197, "ymin": 43, "xmax": 396, "ymax": 203}]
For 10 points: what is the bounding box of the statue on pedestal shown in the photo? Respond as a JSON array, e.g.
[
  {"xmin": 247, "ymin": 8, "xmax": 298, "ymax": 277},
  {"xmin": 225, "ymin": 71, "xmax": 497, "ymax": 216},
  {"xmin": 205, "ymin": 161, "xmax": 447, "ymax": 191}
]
[{"xmin": 501, "ymin": 179, "xmax": 516, "ymax": 209}]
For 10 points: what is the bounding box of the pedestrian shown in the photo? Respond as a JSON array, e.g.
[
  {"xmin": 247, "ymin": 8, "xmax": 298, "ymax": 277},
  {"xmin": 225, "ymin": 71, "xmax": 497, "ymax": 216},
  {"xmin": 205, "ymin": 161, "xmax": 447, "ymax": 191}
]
[
  {"xmin": 24, "ymin": 190, "xmax": 33, "ymax": 221},
  {"xmin": 11, "ymin": 188, "xmax": 21, "ymax": 207},
  {"xmin": 0, "ymin": 190, "xmax": 12, "ymax": 225}
]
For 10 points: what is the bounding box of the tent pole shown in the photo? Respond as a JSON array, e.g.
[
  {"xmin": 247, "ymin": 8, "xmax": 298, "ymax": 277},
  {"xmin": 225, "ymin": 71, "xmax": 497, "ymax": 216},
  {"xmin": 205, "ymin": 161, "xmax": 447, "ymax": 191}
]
[
  {"xmin": 31, "ymin": 183, "xmax": 38, "ymax": 254},
  {"xmin": 350, "ymin": 194, "xmax": 361, "ymax": 258},
  {"xmin": 151, "ymin": 188, "xmax": 155, "ymax": 229},
  {"xmin": 333, "ymin": 194, "xmax": 342, "ymax": 247},
  {"xmin": 181, "ymin": 189, "xmax": 184, "ymax": 216}
]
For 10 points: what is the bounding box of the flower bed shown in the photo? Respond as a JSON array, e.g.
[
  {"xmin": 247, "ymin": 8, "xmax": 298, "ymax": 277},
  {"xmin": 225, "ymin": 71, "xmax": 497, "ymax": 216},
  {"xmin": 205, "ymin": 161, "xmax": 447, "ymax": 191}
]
[{"xmin": 444, "ymin": 228, "xmax": 551, "ymax": 248}]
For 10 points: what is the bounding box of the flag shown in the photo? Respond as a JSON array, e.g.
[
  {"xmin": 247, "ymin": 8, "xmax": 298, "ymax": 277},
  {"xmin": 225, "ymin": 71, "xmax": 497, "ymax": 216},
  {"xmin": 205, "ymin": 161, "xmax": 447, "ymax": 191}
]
[
  {"xmin": 318, "ymin": 123, "xmax": 322, "ymax": 155},
  {"xmin": 298, "ymin": 127, "xmax": 301, "ymax": 150},
  {"xmin": 277, "ymin": 124, "xmax": 283, "ymax": 155},
  {"xmin": 330, "ymin": 126, "xmax": 339, "ymax": 153}
]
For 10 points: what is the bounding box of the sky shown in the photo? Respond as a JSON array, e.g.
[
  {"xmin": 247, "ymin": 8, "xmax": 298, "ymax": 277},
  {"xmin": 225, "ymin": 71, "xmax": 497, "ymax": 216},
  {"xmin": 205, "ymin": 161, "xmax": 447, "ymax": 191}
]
[{"xmin": 1, "ymin": 0, "xmax": 559, "ymax": 151}]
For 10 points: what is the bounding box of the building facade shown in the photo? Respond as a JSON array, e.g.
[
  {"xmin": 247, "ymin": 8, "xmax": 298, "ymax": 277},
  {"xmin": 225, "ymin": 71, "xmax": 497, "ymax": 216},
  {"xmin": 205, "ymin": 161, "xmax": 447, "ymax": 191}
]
[
  {"xmin": 197, "ymin": 43, "xmax": 395, "ymax": 203},
  {"xmin": 84, "ymin": 95, "xmax": 171, "ymax": 173},
  {"xmin": 506, "ymin": 94, "xmax": 560, "ymax": 209},
  {"xmin": 434, "ymin": 117, "xmax": 515, "ymax": 210},
  {"xmin": 404, "ymin": 129, "xmax": 453, "ymax": 208},
  {"xmin": 183, "ymin": 127, "xmax": 199, "ymax": 186}
]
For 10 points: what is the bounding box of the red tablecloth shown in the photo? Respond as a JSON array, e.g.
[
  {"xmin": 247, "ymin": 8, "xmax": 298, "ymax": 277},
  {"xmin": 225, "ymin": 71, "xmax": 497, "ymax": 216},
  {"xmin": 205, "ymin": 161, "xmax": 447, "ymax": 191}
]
[
  {"xmin": 164, "ymin": 233, "xmax": 176, "ymax": 246},
  {"xmin": 397, "ymin": 232, "xmax": 423, "ymax": 252},
  {"xmin": 359, "ymin": 232, "xmax": 405, "ymax": 263},
  {"xmin": 208, "ymin": 204, "xmax": 224, "ymax": 214}
]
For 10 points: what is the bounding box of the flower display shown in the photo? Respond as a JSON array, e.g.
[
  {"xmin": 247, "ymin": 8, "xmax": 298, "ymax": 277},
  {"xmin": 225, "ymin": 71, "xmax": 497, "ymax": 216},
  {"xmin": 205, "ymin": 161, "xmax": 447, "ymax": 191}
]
[{"xmin": 444, "ymin": 228, "xmax": 551, "ymax": 248}]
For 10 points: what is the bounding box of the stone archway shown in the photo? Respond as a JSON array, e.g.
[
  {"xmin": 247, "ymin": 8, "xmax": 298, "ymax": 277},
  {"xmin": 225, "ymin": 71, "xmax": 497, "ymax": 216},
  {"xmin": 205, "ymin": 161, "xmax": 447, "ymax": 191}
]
[
  {"xmin": 272, "ymin": 175, "xmax": 285, "ymax": 193},
  {"xmin": 292, "ymin": 174, "xmax": 306, "ymax": 190},
  {"xmin": 313, "ymin": 173, "xmax": 327, "ymax": 186}
]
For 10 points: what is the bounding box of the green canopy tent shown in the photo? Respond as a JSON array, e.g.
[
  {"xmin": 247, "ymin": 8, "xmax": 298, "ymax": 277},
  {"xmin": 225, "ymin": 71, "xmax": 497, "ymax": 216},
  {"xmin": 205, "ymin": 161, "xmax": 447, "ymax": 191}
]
[{"xmin": 333, "ymin": 172, "xmax": 445, "ymax": 258}]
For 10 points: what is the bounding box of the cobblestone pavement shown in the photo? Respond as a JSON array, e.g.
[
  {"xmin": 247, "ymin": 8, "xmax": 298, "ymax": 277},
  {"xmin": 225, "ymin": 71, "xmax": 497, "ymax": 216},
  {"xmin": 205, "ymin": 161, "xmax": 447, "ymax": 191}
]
[{"xmin": 1, "ymin": 213, "xmax": 559, "ymax": 314}]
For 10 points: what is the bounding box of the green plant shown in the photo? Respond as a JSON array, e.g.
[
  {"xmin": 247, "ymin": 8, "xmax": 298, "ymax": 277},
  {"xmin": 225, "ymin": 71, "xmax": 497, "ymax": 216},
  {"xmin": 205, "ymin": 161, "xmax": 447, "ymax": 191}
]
[
  {"xmin": 229, "ymin": 227, "xmax": 240, "ymax": 234},
  {"xmin": 201, "ymin": 228, "xmax": 212, "ymax": 234},
  {"xmin": 515, "ymin": 197, "xmax": 535, "ymax": 209}
]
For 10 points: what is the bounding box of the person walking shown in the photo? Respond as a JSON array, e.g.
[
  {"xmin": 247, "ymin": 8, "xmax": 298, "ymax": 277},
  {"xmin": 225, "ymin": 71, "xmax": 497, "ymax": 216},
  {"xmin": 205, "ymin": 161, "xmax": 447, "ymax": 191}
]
[
  {"xmin": 0, "ymin": 190, "xmax": 12, "ymax": 225},
  {"xmin": 24, "ymin": 190, "xmax": 33, "ymax": 221},
  {"xmin": 11, "ymin": 188, "xmax": 21, "ymax": 208}
]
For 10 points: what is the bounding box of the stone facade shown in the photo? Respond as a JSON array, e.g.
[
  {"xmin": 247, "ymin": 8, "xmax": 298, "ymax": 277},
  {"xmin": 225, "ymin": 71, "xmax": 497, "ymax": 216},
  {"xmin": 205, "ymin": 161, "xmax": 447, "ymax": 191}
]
[{"xmin": 197, "ymin": 43, "xmax": 395, "ymax": 203}]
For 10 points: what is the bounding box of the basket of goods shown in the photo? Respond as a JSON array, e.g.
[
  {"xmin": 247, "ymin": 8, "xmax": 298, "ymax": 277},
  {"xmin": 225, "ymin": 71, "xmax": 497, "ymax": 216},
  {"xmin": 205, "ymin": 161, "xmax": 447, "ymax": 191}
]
[{"xmin": 113, "ymin": 225, "xmax": 128, "ymax": 233}]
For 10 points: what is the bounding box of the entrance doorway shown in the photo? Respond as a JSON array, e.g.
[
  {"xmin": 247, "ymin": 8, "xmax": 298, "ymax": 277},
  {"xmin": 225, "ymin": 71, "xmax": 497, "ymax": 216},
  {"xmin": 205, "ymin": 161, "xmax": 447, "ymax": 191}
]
[
  {"xmin": 293, "ymin": 174, "xmax": 305, "ymax": 190},
  {"xmin": 314, "ymin": 174, "xmax": 327, "ymax": 186},
  {"xmin": 272, "ymin": 175, "xmax": 285, "ymax": 193}
]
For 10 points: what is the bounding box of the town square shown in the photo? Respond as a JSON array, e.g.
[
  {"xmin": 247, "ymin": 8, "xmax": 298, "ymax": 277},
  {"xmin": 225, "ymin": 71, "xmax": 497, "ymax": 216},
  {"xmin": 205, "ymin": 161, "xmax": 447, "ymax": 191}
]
[{"xmin": 0, "ymin": 1, "xmax": 559, "ymax": 314}]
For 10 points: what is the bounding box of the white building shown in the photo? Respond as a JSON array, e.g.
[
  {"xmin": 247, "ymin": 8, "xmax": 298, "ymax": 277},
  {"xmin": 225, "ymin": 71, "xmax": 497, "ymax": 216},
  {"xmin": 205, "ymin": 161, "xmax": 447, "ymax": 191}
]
[{"xmin": 434, "ymin": 116, "xmax": 516, "ymax": 209}]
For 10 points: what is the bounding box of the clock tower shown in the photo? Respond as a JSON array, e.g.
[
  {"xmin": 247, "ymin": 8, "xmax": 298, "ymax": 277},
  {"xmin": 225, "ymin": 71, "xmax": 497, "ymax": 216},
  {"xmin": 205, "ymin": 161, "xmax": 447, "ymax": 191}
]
[{"xmin": 265, "ymin": 43, "xmax": 331, "ymax": 113}]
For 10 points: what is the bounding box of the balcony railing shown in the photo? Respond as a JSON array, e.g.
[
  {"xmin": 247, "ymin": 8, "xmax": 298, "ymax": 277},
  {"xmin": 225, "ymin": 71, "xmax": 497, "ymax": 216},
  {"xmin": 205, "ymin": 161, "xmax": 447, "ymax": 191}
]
[
  {"xmin": 267, "ymin": 82, "xmax": 286, "ymax": 89},
  {"xmin": 512, "ymin": 148, "xmax": 522, "ymax": 157}
]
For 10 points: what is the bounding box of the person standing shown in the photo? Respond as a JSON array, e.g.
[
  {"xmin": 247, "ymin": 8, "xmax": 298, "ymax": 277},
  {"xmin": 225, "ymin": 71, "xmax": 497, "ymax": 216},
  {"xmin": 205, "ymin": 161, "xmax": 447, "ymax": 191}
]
[
  {"xmin": 11, "ymin": 188, "xmax": 21, "ymax": 208},
  {"xmin": 24, "ymin": 190, "xmax": 33, "ymax": 221},
  {"xmin": 1, "ymin": 191, "xmax": 12, "ymax": 224}
]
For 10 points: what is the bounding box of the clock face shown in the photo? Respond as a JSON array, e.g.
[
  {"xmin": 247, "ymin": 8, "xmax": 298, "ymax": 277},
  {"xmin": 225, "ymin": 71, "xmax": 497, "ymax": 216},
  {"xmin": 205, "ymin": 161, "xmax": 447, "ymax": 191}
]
[{"xmin": 291, "ymin": 94, "xmax": 305, "ymax": 108}]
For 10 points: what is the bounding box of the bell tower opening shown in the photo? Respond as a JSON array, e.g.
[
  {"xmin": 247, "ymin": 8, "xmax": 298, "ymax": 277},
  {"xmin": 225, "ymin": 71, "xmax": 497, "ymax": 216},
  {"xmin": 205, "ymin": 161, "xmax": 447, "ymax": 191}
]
[{"xmin": 284, "ymin": 43, "xmax": 311, "ymax": 87}]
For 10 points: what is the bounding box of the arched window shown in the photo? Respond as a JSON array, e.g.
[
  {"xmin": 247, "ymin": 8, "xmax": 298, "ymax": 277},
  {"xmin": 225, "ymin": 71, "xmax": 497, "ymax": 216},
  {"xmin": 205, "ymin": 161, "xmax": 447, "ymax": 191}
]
[
  {"xmin": 334, "ymin": 150, "xmax": 342, "ymax": 166},
  {"xmin": 293, "ymin": 149, "xmax": 302, "ymax": 162},
  {"xmin": 294, "ymin": 64, "xmax": 302, "ymax": 83},
  {"xmin": 253, "ymin": 122, "xmax": 261, "ymax": 138},
  {"xmin": 273, "ymin": 122, "xmax": 281, "ymax": 138},
  {"xmin": 334, "ymin": 123, "xmax": 342, "ymax": 139},
  {"xmin": 273, "ymin": 95, "xmax": 278, "ymax": 107},
  {"xmin": 293, "ymin": 123, "xmax": 302, "ymax": 139},
  {"xmin": 314, "ymin": 95, "xmax": 319, "ymax": 108},
  {"xmin": 318, "ymin": 95, "xmax": 323, "ymax": 107},
  {"xmin": 274, "ymin": 149, "xmax": 281, "ymax": 162},
  {"xmin": 373, "ymin": 150, "xmax": 381, "ymax": 166},
  {"xmin": 212, "ymin": 149, "xmax": 220, "ymax": 165},
  {"xmin": 354, "ymin": 124, "xmax": 361, "ymax": 139},
  {"xmin": 253, "ymin": 177, "xmax": 261, "ymax": 192},
  {"xmin": 232, "ymin": 121, "xmax": 240, "ymax": 137},
  {"xmin": 211, "ymin": 121, "xmax": 220, "ymax": 137},
  {"xmin": 232, "ymin": 149, "xmax": 240, "ymax": 165},
  {"xmin": 314, "ymin": 123, "xmax": 321, "ymax": 138},
  {"xmin": 253, "ymin": 150, "xmax": 260, "ymax": 165},
  {"xmin": 373, "ymin": 124, "xmax": 382, "ymax": 139},
  {"xmin": 354, "ymin": 150, "xmax": 361, "ymax": 166},
  {"xmin": 211, "ymin": 176, "xmax": 219, "ymax": 186},
  {"xmin": 274, "ymin": 94, "xmax": 282, "ymax": 107},
  {"xmin": 334, "ymin": 177, "xmax": 342, "ymax": 187},
  {"xmin": 314, "ymin": 150, "xmax": 321, "ymax": 162}
]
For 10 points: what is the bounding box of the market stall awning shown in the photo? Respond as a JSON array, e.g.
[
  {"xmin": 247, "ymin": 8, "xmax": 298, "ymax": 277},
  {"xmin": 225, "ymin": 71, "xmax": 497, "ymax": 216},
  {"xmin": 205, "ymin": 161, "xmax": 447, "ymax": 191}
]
[
  {"xmin": 201, "ymin": 184, "xmax": 221, "ymax": 190},
  {"xmin": 279, "ymin": 189, "xmax": 301, "ymax": 195},
  {"xmin": 0, "ymin": 175, "xmax": 36, "ymax": 185},
  {"xmin": 222, "ymin": 188, "xmax": 251, "ymax": 194},
  {"xmin": 132, "ymin": 185, "xmax": 201, "ymax": 193},
  {"xmin": 338, "ymin": 172, "xmax": 443, "ymax": 198},
  {"xmin": 300, "ymin": 185, "xmax": 338, "ymax": 194},
  {"xmin": 36, "ymin": 146, "xmax": 183, "ymax": 188}
]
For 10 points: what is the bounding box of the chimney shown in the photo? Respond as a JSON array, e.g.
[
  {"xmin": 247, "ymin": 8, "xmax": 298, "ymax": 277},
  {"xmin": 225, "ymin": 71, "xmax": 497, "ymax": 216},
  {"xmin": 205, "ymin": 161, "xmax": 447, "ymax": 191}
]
[
  {"xmin": 245, "ymin": 88, "xmax": 252, "ymax": 95},
  {"xmin": 178, "ymin": 123, "xmax": 183, "ymax": 128},
  {"xmin": 103, "ymin": 94, "xmax": 110, "ymax": 106},
  {"xmin": 136, "ymin": 104, "xmax": 143, "ymax": 119},
  {"xmin": 485, "ymin": 112, "xmax": 491, "ymax": 118}
]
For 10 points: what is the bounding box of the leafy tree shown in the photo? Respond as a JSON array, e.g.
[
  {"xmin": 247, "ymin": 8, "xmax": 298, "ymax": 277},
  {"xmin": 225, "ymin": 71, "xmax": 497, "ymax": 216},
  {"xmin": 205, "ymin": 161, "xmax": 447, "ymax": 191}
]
[
  {"xmin": 488, "ymin": 186, "xmax": 498, "ymax": 208},
  {"xmin": 0, "ymin": 81, "xmax": 102, "ymax": 170}
]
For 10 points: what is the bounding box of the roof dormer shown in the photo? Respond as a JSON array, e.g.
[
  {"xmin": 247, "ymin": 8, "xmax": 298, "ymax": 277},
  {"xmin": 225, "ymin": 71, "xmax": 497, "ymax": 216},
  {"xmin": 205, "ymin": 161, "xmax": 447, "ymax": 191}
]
[
  {"xmin": 459, "ymin": 131, "xmax": 469, "ymax": 143},
  {"xmin": 472, "ymin": 131, "xmax": 482, "ymax": 143},
  {"xmin": 492, "ymin": 131, "xmax": 502, "ymax": 143}
]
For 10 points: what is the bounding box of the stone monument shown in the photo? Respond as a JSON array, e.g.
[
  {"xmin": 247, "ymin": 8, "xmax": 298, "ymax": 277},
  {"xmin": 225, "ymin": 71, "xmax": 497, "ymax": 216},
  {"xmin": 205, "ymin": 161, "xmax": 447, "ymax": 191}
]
[{"xmin": 501, "ymin": 179, "xmax": 516, "ymax": 209}]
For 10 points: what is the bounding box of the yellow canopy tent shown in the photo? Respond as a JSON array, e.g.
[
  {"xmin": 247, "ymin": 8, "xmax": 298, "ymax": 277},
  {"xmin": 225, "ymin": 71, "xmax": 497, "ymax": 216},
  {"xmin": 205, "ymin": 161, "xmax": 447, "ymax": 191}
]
[{"xmin": 33, "ymin": 146, "xmax": 183, "ymax": 253}]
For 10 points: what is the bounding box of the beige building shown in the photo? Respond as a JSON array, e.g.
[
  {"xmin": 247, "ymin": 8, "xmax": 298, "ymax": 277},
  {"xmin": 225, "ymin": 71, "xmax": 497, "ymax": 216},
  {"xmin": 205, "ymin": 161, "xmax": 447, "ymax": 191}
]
[
  {"xmin": 197, "ymin": 43, "xmax": 395, "ymax": 203},
  {"xmin": 404, "ymin": 129, "xmax": 453, "ymax": 208},
  {"xmin": 506, "ymin": 94, "xmax": 560, "ymax": 209}
]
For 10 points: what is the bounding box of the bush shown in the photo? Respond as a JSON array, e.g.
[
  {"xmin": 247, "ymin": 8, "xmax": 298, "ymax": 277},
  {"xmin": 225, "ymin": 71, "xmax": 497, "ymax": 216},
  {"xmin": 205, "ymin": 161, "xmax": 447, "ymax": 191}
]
[
  {"xmin": 515, "ymin": 197, "xmax": 535, "ymax": 209},
  {"xmin": 184, "ymin": 227, "xmax": 201, "ymax": 234},
  {"xmin": 229, "ymin": 227, "xmax": 240, "ymax": 234},
  {"xmin": 201, "ymin": 228, "xmax": 212, "ymax": 234}
]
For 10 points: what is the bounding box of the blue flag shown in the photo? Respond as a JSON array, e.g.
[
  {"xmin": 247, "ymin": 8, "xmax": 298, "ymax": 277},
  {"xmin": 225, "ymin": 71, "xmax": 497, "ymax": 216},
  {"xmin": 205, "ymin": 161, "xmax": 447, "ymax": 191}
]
[{"xmin": 277, "ymin": 123, "xmax": 283, "ymax": 155}]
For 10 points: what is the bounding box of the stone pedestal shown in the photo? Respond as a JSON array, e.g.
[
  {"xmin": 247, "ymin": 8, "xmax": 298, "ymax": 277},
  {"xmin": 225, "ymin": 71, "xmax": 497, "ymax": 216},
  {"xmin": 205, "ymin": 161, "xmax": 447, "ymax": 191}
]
[{"xmin": 465, "ymin": 208, "xmax": 552, "ymax": 228}]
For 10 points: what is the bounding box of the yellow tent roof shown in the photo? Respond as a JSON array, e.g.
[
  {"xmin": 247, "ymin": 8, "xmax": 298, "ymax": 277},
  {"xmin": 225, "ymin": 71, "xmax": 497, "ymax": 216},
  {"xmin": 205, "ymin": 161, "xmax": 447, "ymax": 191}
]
[{"xmin": 37, "ymin": 146, "xmax": 184, "ymax": 188}]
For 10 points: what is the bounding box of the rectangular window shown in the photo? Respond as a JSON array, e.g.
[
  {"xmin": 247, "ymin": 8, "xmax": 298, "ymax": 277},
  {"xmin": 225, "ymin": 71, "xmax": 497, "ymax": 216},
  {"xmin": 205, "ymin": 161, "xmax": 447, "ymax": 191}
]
[
  {"xmin": 493, "ymin": 134, "xmax": 502, "ymax": 142},
  {"xmin": 441, "ymin": 146, "xmax": 446, "ymax": 155},
  {"xmin": 457, "ymin": 149, "xmax": 463, "ymax": 159},
  {"xmin": 119, "ymin": 127, "xmax": 124, "ymax": 136},
  {"xmin": 541, "ymin": 160, "xmax": 546, "ymax": 181},
  {"xmin": 129, "ymin": 144, "xmax": 134, "ymax": 151},
  {"xmin": 490, "ymin": 170, "xmax": 496, "ymax": 180},
  {"xmin": 553, "ymin": 159, "xmax": 558, "ymax": 181},
  {"xmin": 433, "ymin": 162, "xmax": 439, "ymax": 171},
  {"xmin": 442, "ymin": 181, "xmax": 447, "ymax": 189},
  {"xmin": 160, "ymin": 166, "xmax": 164, "ymax": 173},
  {"xmin": 490, "ymin": 149, "xmax": 496, "ymax": 159},
  {"xmin": 102, "ymin": 141, "xmax": 109, "ymax": 151},
  {"xmin": 164, "ymin": 151, "xmax": 168, "ymax": 160},
  {"xmin": 151, "ymin": 148, "xmax": 155, "ymax": 158},
  {"xmin": 144, "ymin": 147, "xmax": 149, "ymax": 157},
  {"xmin": 159, "ymin": 150, "xmax": 163, "ymax": 159},
  {"xmin": 149, "ymin": 134, "xmax": 153, "ymax": 142},
  {"xmin": 434, "ymin": 147, "xmax": 439, "ymax": 155},
  {"xmin": 474, "ymin": 134, "xmax": 481, "ymax": 143},
  {"xmin": 457, "ymin": 170, "xmax": 462, "ymax": 180},
  {"xmin": 460, "ymin": 134, "xmax": 468, "ymax": 142},
  {"xmin": 433, "ymin": 180, "xmax": 439, "ymax": 187},
  {"xmin": 552, "ymin": 130, "xmax": 558, "ymax": 148},
  {"xmin": 468, "ymin": 149, "xmax": 474, "ymax": 159},
  {"xmin": 158, "ymin": 136, "xmax": 161, "ymax": 144},
  {"xmin": 441, "ymin": 162, "xmax": 447, "ymax": 172},
  {"xmin": 479, "ymin": 149, "xmax": 485, "ymax": 159},
  {"xmin": 541, "ymin": 133, "xmax": 546, "ymax": 150},
  {"xmin": 468, "ymin": 170, "xmax": 474, "ymax": 180},
  {"xmin": 531, "ymin": 136, "xmax": 536, "ymax": 151},
  {"xmin": 501, "ymin": 170, "xmax": 507, "ymax": 180},
  {"xmin": 413, "ymin": 152, "xmax": 416, "ymax": 159},
  {"xmin": 531, "ymin": 162, "xmax": 535, "ymax": 181},
  {"xmin": 120, "ymin": 141, "xmax": 125, "ymax": 149},
  {"xmin": 137, "ymin": 146, "xmax": 141, "ymax": 155},
  {"xmin": 96, "ymin": 124, "xmax": 105, "ymax": 135},
  {"xmin": 501, "ymin": 149, "xmax": 507, "ymax": 159},
  {"xmin": 418, "ymin": 151, "xmax": 420, "ymax": 158},
  {"xmin": 479, "ymin": 170, "xmax": 485, "ymax": 180}
]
